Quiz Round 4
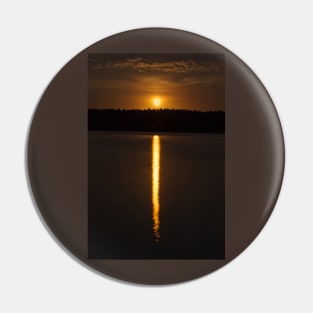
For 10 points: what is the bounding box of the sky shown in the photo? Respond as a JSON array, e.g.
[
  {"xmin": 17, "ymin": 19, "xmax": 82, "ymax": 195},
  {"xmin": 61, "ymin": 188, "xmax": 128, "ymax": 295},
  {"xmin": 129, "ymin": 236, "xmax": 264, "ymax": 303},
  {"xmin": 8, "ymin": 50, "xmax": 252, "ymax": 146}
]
[{"xmin": 88, "ymin": 54, "xmax": 225, "ymax": 111}]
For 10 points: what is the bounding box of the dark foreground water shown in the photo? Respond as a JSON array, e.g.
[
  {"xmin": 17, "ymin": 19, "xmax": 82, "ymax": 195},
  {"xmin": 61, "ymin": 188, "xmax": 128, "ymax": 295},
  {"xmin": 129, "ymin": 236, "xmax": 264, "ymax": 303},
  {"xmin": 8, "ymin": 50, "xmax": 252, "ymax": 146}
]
[{"xmin": 88, "ymin": 132, "xmax": 225, "ymax": 259}]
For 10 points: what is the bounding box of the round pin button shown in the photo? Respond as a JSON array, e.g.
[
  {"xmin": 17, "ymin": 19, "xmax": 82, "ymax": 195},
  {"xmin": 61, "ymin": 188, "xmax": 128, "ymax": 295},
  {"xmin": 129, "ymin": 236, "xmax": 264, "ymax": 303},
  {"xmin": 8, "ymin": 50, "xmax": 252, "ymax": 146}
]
[{"xmin": 27, "ymin": 28, "xmax": 284, "ymax": 285}]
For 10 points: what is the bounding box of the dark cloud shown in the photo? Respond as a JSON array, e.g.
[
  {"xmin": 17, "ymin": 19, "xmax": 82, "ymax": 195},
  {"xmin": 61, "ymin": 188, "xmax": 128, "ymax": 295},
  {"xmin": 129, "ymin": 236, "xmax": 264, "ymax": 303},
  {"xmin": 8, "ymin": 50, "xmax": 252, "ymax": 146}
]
[
  {"xmin": 89, "ymin": 54, "xmax": 224, "ymax": 74},
  {"xmin": 92, "ymin": 58, "xmax": 222, "ymax": 74}
]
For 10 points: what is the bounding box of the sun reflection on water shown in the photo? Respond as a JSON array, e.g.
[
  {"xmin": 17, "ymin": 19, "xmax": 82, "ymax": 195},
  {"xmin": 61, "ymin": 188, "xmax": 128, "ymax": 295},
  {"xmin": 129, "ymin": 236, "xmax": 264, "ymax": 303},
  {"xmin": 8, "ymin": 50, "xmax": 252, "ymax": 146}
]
[{"xmin": 152, "ymin": 135, "xmax": 160, "ymax": 242}]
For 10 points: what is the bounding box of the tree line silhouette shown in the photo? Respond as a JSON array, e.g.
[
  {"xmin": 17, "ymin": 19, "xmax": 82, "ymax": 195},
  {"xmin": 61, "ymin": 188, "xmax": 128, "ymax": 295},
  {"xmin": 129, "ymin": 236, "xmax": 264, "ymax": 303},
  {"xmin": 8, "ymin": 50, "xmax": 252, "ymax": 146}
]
[{"xmin": 88, "ymin": 108, "xmax": 225, "ymax": 133}]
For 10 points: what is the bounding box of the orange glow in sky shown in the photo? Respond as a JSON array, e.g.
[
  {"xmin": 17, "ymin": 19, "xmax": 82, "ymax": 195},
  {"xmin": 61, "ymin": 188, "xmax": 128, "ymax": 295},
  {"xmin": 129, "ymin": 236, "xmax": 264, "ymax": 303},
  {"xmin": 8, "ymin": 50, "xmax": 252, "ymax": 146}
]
[{"xmin": 88, "ymin": 54, "xmax": 225, "ymax": 111}]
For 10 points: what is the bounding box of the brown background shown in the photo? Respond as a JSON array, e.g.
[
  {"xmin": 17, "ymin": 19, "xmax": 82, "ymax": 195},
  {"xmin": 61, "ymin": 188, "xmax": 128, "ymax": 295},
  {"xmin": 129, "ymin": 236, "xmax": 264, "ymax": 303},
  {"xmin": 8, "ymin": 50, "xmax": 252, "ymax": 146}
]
[{"xmin": 27, "ymin": 28, "xmax": 284, "ymax": 285}]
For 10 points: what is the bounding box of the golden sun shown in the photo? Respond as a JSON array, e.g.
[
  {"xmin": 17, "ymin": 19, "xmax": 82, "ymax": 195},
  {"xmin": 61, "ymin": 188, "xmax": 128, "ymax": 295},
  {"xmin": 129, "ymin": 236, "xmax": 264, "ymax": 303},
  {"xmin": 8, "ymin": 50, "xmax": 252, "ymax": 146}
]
[{"xmin": 153, "ymin": 98, "xmax": 161, "ymax": 107}]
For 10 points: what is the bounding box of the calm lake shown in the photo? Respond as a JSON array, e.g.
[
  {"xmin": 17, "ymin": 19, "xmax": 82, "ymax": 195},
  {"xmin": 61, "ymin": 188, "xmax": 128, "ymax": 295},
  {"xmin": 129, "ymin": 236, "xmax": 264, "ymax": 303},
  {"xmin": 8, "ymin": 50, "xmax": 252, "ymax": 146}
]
[{"xmin": 88, "ymin": 132, "xmax": 225, "ymax": 259}]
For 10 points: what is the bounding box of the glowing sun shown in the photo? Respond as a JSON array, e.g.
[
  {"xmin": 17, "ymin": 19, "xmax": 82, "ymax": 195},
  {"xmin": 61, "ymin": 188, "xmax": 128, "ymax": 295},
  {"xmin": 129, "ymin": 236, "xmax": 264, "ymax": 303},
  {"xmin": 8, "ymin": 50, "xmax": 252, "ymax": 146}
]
[{"xmin": 153, "ymin": 98, "xmax": 161, "ymax": 107}]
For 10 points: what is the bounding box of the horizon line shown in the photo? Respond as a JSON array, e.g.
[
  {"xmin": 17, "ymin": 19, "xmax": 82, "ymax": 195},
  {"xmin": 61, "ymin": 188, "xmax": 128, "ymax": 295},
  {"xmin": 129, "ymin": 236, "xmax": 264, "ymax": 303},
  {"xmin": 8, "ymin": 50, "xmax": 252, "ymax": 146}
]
[{"xmin": 88, "ymin": 108, "xmax": 225, "ymax": 112}]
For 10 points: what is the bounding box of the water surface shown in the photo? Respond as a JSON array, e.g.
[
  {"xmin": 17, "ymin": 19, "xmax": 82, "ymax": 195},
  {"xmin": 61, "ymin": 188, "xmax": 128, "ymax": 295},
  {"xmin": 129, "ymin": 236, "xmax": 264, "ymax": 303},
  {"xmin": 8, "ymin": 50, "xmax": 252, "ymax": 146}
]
[{"xmin": 88, "ymin": 132, "xmax": 225, "ymax": 259}]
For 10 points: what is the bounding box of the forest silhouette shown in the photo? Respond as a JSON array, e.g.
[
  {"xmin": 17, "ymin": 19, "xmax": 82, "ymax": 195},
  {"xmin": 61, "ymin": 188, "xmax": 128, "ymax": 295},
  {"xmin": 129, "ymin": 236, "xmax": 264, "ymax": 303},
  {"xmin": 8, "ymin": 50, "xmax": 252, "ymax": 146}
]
[{"xmin": 88, "ymin": 108, "xmax": 225, "ymax": 133}]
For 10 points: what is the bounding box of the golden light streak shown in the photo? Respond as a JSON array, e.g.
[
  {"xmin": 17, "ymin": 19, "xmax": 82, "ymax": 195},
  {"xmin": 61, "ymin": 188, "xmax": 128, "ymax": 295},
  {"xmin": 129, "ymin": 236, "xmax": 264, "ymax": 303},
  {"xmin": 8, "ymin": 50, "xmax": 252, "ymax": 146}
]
[{"xmin": 152, "ymin": 135, "xmax": 160, "ymax": 241}]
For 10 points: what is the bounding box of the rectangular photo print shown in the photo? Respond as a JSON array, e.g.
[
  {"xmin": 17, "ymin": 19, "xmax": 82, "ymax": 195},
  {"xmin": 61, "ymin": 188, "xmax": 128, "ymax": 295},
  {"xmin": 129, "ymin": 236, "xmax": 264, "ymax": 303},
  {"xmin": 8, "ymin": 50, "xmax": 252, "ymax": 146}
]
[{"xmin": 88, "ymin": 54, "xmax": 225, "ymax": 259}]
